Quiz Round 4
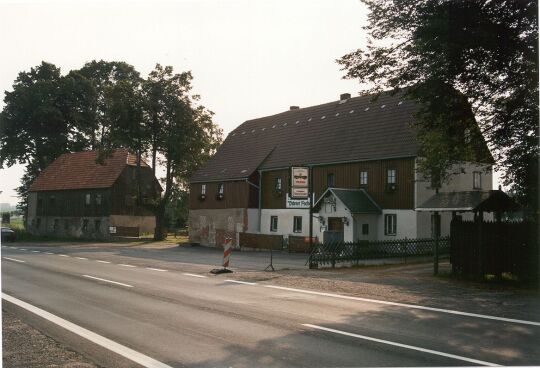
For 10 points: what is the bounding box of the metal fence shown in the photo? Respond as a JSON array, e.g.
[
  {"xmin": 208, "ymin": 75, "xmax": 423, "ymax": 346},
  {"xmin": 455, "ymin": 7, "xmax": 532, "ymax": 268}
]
[{"xmin": 307, "ymin": 237, "xmax": 450, "ymax": 268}]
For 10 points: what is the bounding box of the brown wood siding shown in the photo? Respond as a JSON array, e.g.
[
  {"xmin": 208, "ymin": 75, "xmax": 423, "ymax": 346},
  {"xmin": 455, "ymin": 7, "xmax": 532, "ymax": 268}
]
[
  {"xmin": 109, "ymin": 166, "xmax": 160, "ymax": 216},
  {"xmin": 261, "ymin": 169, "xmax": 289, "ymax": 209},
  {"xmin": 190, "ymin": 180, "xmax": 251, "ymax": 209},
  {"xmin": 260, "ymin": 158, "xmax": 415, "ymax": 210},
  {"xmin": 36, "ymin": 189, "xmax": 111, "ymax": 217}
]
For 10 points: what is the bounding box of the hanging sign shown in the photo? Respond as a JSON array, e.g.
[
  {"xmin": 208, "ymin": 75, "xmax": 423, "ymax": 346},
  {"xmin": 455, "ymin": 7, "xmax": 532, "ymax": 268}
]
[
  {"xmin": 290, "ymin": 166, "xmax": 309, "ymax": 199},
  {"xmin": 286, "ymin": 194, "xmax": 311, "ymax": 209}
]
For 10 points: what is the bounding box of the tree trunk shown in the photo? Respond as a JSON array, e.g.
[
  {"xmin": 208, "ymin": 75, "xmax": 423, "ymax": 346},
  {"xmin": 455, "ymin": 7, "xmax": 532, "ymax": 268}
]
[{"xmin": 154, "ymin": 156, "xmax": 172, "ymax": 240}]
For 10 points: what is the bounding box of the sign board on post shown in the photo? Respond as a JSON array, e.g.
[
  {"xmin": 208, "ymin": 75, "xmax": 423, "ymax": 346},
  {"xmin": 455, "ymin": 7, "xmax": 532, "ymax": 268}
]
[{"xmin": 290, "ymin": 166, "xmax": 309, "ymax": 199}]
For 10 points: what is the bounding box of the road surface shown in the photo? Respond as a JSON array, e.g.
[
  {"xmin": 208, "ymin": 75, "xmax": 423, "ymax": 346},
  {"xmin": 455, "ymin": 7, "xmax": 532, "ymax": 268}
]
[{"xmin": 2, "ymin": 244, "xmax": 540, "ymax": 367}]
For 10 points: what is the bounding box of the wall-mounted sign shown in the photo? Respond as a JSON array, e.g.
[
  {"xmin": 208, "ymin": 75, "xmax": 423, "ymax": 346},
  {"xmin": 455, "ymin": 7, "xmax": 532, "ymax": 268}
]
[
  {"xmin": 109, "ymin": 226, "xmax": 117, "ymax": 234},
  {"xmin": 290, "ymin": 166, "xmax": 309, "ymax": 199},
  {"xmin": 286, "ymin": 194, "xmax": 311, "ymax": 209},
  {"xmin": 291, "ymin": 167, "xmax": 309, "ymax": 188}
]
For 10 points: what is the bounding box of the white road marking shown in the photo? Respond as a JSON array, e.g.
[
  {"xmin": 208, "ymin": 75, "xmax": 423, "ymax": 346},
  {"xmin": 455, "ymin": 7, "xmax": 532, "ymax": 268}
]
[
  {"xmin": 45, "ymin": 252, "xmax": 54, "ymax": 255},
  {"xmin": 58, "ymin": 254, "xmax": 69, "ymax": 257},
  {"xmin": 265, "ymin": 285, "xmax": 540, "ymax": 327},
  {"xmin": 82, "ymin": 275, "xmax": 133, "ymax": 288},
  {"xmin": 303, "ymin": 324, "xmax": 500, "ymax": 366},
  {"xmin": 19, "ymin": 248, "xmax": 27, "ymax": 251},
  {"xmin": 183, "ymin": 273, "xmax": 206, "ymax": 278},
  {"xmin": 3, "ymin": 257, "xmax": 25, "ymax": 263},
  {"xmin": 224, "ymin": 280, "xmax": 257, "ymax": 285},
  {"xmin": 2, "ymin": 293, "xmax": 172, "ymax": 368},
  {"xmin": 146, "ymin": 268, "xmax": 167, "ymax": 272},
  {"xmin": 75, "ymin": 257, "xmax": 88, "ymax": 260},
  {"xmin": 30, "ymin": 250, "xmax": 40, "ymax": 253},
  {"xmin": 96, "ymin": 260, "xmax": 111, "ymax": 264},
  {"xmin": 119, "ymin": 264, "xmax": 136, "ymax": 268}
]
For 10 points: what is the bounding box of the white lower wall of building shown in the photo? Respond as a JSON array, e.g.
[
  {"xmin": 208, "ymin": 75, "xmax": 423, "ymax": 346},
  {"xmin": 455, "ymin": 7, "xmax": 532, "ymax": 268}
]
[
  {"xmin": 377, "ymin": 209, "xmax": 418, "ymax": 240},
  {"xmin": 247, "ymin": 208, "xmax": 260, "ymax": 233},
  {"xmin": 259, "ymin": 209, "xmax": 318, "ymax": 239}
]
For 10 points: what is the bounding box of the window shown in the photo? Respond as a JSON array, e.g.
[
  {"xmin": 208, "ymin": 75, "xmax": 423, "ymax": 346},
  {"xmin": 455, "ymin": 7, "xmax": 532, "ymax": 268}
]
[
  {"xmin": 360, "ymin": 171, "xmax": 368, "ymax": 186},
  {"xmin": 201, "ymin": 184, "xmax": 206, "ymax": 195},
  {"xmin": 270, "ymin": 216, "xmax": 278, "ymax": 232},
  {"xmin": 64, "ymin": 220, "xmax": 69, "ymax": 231},
  {"xmin": 37, "ymin": 198, "xmax": 43, "ymax": 209},
  {"xmin": 94, "ymin": 219, "xmax": 101, "ymax": 230},
  {"xmin": 275, "ymin": 177, "xmax": 282, "ymax": 192},
  {"xmin": 85, "ymin": 193, "xmax": 91, "ymax": 205},
  {"xmin": 362, "ymin": 223, "xmax": 369, "ymax": 235},
  {"xmin": 53, "ymin": 219, "xmax": 59, "ymax": 230},
  {"xmin": 473, "ymin": 172, "xmax": 481, "ymax": 189},
  {"xmin": 95, "ymin": 194, "xmax": 102, "ymax": 205},
  {"xmin": 327, "ymin": 173, "xmax": 335, "ymax": 188},
  {"xmin": 218, "ymin": 183, "xmax": 224, "ymax": 195},
  {"xmin": 49, "ymin": 195, "xmax": 56, "ymax": 205},
  {"xmin": 387, "ymin": 169, "xmax": 396, "ymax": 184},
  {"xmin": 36, "ymin": 218, "xmax": 41, "ymax": 228},
  {"xmin": 384, "ymin": 214, "xmax": 397, "ymax": 236},
  {"xmin": 82, "ymin": 219, "xmax": 89, "ymax": 231},
  {"xmin": 293, "ymin": 216, "xmax": 302, "ymax": 233}
]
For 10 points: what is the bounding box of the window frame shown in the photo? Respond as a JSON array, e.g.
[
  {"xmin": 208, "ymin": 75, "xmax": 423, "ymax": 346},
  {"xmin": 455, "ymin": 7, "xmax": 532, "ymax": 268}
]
[
  {"xmin": 362, "ymin": 223, "xmax": 369, "ymax": 235},
  {"xmin": 218, "ymin": 183, "xmax": 224, "ymax": 195},
  {"xmin": 95, "ymin": 193, "xmax": 102, "ymax": 205},
  {"xmin": 327, "ymin": 173, "xmax": 335, "ymax": 188},
  {"xmin": 360, "ymin": 171, "xmax": 368, "ymax": 186},
  {"xmin": 85, "ymin": 193, "xmax": 91, "ymax": 206},
  {"xmin": 473, "ymin": 171, "xmax": 481, "ymax": 189},
  {"xmin": 387, "ymin": 169, "xmax": 396, "ymax": 184},
  {"xmin": 270, "ymin": 216, "xmax": 278, "ymax": 232},
  {"xmin": 201, "ymin": 184, "xmax": 207, "ymax": 195},
  {"xmin": 275, "ymin": 177, "xmax": 282, "ymax": 192},
  {"xmin": 384, "ymin": 214, "xmax": 397, "ymax": 236},
  {"xmin": 293, "ymin": 216, "xmax": 302, "ymax": 233}
]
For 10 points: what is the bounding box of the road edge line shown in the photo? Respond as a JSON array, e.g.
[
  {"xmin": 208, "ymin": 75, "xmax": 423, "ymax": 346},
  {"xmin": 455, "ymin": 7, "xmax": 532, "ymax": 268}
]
[{"xmin": 2, "ymin": 293, "xmax": 173, "ymax": 368}]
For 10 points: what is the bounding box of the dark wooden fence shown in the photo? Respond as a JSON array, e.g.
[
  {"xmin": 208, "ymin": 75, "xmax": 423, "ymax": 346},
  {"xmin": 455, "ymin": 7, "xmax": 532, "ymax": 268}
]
[
  {"xmin": 308, "ymin": 237, "xmax": 450, "ymax": 268},
  {"xmin": 450, "ymin": 218, "xmax": 538, "ymax": 282}
]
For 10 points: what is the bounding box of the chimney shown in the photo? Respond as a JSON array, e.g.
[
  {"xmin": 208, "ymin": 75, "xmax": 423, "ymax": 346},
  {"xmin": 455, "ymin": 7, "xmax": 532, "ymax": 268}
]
[
  {"xmin": 340, "ymin": 93, "xmax": 351, "ymax": 101},
  {"xmin": 290, "ymin": 106, "xmax": 300, "ymax": 110}
]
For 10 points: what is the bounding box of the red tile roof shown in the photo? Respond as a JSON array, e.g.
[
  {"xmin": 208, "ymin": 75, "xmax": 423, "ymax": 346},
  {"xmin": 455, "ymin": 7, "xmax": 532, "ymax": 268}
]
[{"xmin": 29, "ymin": 149, "xmax": 150, "ymax": 191}]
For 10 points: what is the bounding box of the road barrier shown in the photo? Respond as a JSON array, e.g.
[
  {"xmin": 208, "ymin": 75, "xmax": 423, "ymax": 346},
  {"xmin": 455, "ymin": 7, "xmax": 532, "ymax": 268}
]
[{"xmin": 223, "ymin": 237, "xmax": 232, "ymax": 268}]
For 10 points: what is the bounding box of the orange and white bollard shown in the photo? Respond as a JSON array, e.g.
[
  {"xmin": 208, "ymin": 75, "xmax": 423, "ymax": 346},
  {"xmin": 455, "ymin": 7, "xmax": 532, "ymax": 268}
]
[{"xmin": 223, "ymin": 237, "xmax": 232, "ymax": 268}]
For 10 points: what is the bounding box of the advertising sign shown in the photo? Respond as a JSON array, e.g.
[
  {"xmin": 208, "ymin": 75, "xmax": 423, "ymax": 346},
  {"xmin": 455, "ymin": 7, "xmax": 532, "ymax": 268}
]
[
  {"xmin": 286, "ymin": 194, "xmax": 311, "ymax": 209},
  {"xmin": 291, "ymin": 187, "xmax": 309, "ymax": 198},
  {"xmin": 291, "ymin": 167, "xmax": 309, "ymax": 188}
]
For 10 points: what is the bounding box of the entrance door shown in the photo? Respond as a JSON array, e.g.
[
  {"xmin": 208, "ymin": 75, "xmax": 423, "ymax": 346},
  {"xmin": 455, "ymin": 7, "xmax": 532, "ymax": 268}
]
[{"xmin": 324, "ymin": 217, "xmax": 344, "ymax": 243}]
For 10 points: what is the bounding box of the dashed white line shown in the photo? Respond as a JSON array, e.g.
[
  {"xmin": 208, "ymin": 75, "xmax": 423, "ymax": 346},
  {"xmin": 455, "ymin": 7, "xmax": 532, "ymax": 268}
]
[
  {"xmin": 45, "ymin": 252, "xmax": 54, "ymax": 255},
  {"xmin": 119, "ymin": 264, "xmax": 136, "ymax": 268},
  {"xmin": 2, "ymin": 293, "xmax": 172, "ymax": 368},
  {"xmin": 58, "ymin": 254, "xmax": 69, "ymax": 257},
  {"xmin": 96, "ymin": 260, "xmax": 111, "ymax": 264},
  {"xmin": 224, "ymin": 280, "xmax": 257, "ymax": 285},
  {"xmin": 30, "ymin": 250, "xmax": 40, "ymax": 253},
  {"xmin": 3, "ymin": 257, "xmax": 25, "ymax": 263},
  {"xmin": 75, "ymin": 257, "xmax": 88, "ymax": 260},
  {"xmin": 302, "ymin": 324, "xmax": 500, "ymax": 366},
  {"xmin": 82, "ymin": 275, "xmax": 133, "ymax": 288},
  {"xmin": 146, "ymin": 268, "xmax": 167, "ymax": 272},
  {"xmin": 182, "ymin": 273, "xmax": 206, "ymax": 278},
  {"xmin": 265, "ymin": 285, "xmax": 540, "ymax": 327},
  {"xmin": 19, "ymin": 248, "xmax": 27, "ymax": 251}
]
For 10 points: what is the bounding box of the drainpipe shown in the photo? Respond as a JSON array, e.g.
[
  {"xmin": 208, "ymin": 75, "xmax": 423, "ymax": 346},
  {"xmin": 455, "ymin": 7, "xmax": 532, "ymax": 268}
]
[{"xmin": 258, "ymin": 170, "xmax": 262, "ymax": 232}]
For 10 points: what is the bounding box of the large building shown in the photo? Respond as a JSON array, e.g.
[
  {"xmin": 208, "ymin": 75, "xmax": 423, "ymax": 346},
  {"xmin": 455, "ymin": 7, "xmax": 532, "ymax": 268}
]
[
  {"xmin": 189, "ymin": 92, "xmax": 493, "ymax": 247},
  {"xmin": 27, "ymin": 149, "xmax": 162, "ymax": 238}
]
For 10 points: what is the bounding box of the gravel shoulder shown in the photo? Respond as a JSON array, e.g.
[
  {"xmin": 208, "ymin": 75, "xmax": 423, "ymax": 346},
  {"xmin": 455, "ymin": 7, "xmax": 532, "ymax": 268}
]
[{"xmin": 2, "ymin": 308, "xmax": 100, "ymax": 368}]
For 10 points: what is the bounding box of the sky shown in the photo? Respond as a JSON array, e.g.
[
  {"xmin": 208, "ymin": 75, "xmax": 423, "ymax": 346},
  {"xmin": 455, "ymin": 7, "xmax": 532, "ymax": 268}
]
[{"xmin": 0, "ymin": 0, "xmax": 499, "ymax": 206}]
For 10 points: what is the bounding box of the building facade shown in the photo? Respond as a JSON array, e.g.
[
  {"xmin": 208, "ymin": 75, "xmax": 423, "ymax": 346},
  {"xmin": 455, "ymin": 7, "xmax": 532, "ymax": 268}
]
[
  {"xmin": 189, "ymin": 92, "xmax": 493, "ymax": 247},
  {"xmin": 27, "ymin": 150, "xmax": 162, "ymax": 239}
]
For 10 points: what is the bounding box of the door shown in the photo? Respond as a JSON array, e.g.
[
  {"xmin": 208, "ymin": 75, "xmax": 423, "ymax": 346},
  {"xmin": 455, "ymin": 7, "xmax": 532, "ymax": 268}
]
[{"xmin": 324, "ymin": 217, "xmax": 344, "ymax": 243}]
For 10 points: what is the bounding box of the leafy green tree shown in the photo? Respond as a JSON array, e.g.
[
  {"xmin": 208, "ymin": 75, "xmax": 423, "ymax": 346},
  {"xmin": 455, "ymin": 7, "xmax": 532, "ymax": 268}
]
[
  {"xmin": 142, "ymin": 64, "xmax": 222, "ymax": 240},
  {"xmin": 0, "ymin": 62, "xmax": 95, "ymax": 212},
  {"xmin": 338, "ymin": 0, "xmax": 538, "ymax": 213}
]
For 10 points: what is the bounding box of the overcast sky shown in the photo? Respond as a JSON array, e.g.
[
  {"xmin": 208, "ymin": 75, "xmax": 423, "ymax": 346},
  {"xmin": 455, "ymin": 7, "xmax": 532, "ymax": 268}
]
[{"xmin": 0, "ymin": 0, "xmax": 498, "ymax": 206}]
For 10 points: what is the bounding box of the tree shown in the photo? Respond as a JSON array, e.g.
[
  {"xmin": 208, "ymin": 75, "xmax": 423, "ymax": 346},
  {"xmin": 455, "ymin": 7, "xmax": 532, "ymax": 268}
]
[
  {"xmin": 0, "ymin": 62, "xmax": 95, "ymax": 212},
  {"xmin": 338, "ymin": 0, "xmax": 538, "ymax": 213},
  {"xmin": 141, "ymin": 64, "xmax": 222, "ymax": 240}
]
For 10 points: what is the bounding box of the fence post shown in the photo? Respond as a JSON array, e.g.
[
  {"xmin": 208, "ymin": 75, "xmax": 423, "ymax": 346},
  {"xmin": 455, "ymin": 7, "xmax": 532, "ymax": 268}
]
[{"xmin": 434, "ymin": 212, "xmax": 440, "ymax": 276}]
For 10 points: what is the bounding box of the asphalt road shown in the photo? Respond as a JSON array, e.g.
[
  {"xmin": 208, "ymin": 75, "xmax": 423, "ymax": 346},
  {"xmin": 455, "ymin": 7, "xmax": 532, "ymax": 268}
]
[{"xmin": 2, "ymin": 244, "xmax": 540, "ymax": 367}]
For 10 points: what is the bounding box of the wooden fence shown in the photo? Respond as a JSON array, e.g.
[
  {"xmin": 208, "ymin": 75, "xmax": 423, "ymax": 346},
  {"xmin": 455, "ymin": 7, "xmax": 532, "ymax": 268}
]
[
  {"xmin": 239, "ymin": 232, "xmax": 284, "ymax": 250},
  {"xmin": 450, "ymin": 218, "xmax": 538, "ymax": 282},
  {"xmin": 308, "ymin": 237, "xmax": 450, "ymax": 268}
]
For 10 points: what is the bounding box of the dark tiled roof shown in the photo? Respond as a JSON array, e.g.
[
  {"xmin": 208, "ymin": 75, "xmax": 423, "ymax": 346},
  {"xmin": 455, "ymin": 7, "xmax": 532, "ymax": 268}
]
[
  {"xmin": 191, "ymin": 92, "xmax": 418, "ymax": 182},
  {"xmin": 417, "ymin": 190, "xmax": 519, "ymax": 212},
  {"xmin": 29, "ymin": 149, "xmax": 149, "ymax": 191},
  {"xmin": 314, "ymin": 188, "xmax": 381, "ymax": 214}
]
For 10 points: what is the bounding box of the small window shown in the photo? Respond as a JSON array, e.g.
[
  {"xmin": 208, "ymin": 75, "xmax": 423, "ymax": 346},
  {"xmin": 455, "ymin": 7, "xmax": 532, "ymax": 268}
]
[
  {"xmin": 473, "ymin": 172, "xmax": 481, "ymax": 189},
  {"xmin": 362, "ymin": 223, "xmax": 369, "ymax": 235},
  {"xmin": 384, "ymin": 214, "xmax": 397, "ymax": 236},
  {"xmin": 201, "ymin": 184, "xmax": 207, "ymax": 195},
  {"xmin": 94, "ymin": 219, "xmax": 101, "ymax": 230},
  {"xmin": 327, "ymin": 173, "xmax": 335, "ymax": 188},
  {"xmin": 36, "ymin": 218, "xmax": 41, "ymax": 228},
  {"xmin": 82, "ymin": 219, "xmax": 89, "ymax": 231},
  {"xmin": 37, "ymin": 198, "xmax": 43, "ymax": 209},
  {"xmin": 218, "ymin": 183, "xmax": 224, "ymax": 195},
  {"xmin": 275, "ymin": 177, "xmax": 282, "ymax": 191},
  {"xmin": 387, "ymin": 169, "xmax": 396, "ymax": 184},
  {"xmin": 270, "ymin": 216, "xmax": 278, "ymax": 232},
  {"xmin": 95, "ymin": 194, "xmax": 102, "ymax": 205},
  {"xmin": 360, "ymin": 171, "xmax": 368, "ymax": 186},
  {"xmin": 293, "ymin": 216, "xmax": 302, "ymax": 233},
  {"xmin": 85, "ymin": 193, "xmax": 91, "ymax": 205},
  {"xmin": 49, "ymin": 195, "xmax": 56, "ymax": 205}
]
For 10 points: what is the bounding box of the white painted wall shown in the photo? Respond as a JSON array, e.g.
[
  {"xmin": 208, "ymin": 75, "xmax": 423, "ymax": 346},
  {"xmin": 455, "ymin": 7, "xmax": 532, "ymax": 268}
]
[
  {"xmin": 247, "ymin": 208, "xmax": 259, "ymax": 233},
  {"xmin": 353, "ymin": 214, "xmax": 379, "ymax": 241},
  {"xmin": 317, "ymin": 194, "xmax": 355, "ymax": 242},
  {"xmin": 259, "ymin": 208, "xmax": 319, "ymax": 239},
  {"xmin": 377, "ymin": 209, "xmax": 417, "ymax": 240}
]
